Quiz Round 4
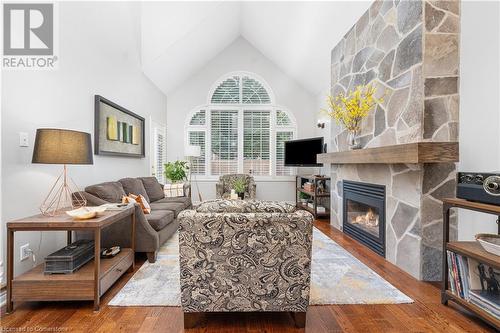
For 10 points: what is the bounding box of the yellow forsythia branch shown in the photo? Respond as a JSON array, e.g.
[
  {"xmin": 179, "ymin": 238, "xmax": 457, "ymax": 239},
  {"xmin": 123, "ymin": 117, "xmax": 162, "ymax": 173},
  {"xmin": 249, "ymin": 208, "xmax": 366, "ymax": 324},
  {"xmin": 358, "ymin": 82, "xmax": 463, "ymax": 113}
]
[{"xmin": 320, "ymin": 84, "xmax": 384, "ymax": 133}]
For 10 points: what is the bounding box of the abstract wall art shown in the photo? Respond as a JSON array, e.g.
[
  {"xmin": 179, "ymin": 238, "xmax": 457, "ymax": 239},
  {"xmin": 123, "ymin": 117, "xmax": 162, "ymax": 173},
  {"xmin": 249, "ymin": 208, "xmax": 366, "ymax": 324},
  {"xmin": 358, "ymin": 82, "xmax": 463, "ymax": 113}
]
[{"xmin": 94, "ymin": 95, "xmax": 145, "ymax": 157}]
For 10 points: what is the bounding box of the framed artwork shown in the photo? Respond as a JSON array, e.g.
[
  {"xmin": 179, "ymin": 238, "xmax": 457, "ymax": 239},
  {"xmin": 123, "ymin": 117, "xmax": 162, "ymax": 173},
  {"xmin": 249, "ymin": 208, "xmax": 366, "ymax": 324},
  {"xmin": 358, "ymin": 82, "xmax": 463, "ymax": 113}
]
[{"xmin": 94, "ymin": 95, "xmax": 145, "ymax": 157}]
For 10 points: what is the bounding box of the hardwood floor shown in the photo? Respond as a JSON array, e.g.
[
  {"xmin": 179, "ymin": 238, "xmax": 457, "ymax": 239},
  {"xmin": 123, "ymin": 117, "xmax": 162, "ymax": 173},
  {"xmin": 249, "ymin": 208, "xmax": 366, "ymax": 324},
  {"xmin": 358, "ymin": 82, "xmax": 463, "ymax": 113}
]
[{"xmin": 1, "ymin": 220, "xmax": 496, "ymax": 332}]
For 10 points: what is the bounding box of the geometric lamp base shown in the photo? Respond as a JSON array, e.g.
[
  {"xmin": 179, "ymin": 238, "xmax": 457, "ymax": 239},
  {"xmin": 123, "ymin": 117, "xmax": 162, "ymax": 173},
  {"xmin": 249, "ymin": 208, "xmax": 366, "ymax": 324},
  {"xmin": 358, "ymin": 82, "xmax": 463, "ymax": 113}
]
[{"xmin": 40, "ymin": 165, "xmax": 86, "ymax": 216}]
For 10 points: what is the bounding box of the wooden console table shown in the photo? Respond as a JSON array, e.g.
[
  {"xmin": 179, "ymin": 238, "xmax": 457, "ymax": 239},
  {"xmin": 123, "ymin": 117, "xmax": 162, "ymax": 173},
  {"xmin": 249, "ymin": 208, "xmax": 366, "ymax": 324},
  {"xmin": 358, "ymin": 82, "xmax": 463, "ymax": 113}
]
[
  {"xmin": 441, "ymin": 198, "xmax": 500, "ymax": 329},
  {"xmin": 6, "ymin": 206, "xmax": 135, "ymax": 313}
]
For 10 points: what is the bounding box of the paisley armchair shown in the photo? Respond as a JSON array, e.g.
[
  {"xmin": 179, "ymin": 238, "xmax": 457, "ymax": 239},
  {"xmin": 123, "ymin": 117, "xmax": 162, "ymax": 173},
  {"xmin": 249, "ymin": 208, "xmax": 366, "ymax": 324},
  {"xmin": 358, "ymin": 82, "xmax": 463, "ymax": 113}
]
[
  {"xmin": 215, "ymin": 174, "xmax": 257, "ymax": 199},
  {"xmin": 178, "ymin": 200, "xmax": 314, "ymax": 328}
]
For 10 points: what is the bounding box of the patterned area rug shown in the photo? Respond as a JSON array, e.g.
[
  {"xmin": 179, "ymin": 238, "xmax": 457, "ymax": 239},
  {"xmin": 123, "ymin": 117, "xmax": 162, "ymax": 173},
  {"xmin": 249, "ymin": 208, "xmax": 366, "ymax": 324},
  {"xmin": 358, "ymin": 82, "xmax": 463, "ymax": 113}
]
[{"xmin": 109, "ymin": 228, "xmax": 412, "ymax": 306}]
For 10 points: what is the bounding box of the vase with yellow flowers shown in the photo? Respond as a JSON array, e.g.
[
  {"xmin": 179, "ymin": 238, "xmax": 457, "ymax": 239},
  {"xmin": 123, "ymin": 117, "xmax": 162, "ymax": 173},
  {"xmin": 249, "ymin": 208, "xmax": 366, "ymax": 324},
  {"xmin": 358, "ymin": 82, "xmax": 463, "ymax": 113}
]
[{"xmin": 323, "ymin": 84, "xmax": 383, "ymax": 150}]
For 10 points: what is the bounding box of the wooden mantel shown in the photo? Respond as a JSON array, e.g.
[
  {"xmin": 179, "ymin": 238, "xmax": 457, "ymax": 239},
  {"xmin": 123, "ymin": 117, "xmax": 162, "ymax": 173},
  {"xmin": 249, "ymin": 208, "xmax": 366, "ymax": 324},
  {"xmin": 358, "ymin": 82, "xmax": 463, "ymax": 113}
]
[{"xmin": 317, "ymin": 142, "xmax": 459, "ymax": 165}]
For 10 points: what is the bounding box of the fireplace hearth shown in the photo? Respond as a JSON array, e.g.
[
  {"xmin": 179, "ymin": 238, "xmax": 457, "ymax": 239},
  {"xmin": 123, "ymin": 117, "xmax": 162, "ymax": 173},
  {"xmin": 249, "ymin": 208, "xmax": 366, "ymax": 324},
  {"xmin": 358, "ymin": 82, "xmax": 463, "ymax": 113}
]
[{"xmin": 343, "ymin": 181, "xmax": 385, "ymax": 257}]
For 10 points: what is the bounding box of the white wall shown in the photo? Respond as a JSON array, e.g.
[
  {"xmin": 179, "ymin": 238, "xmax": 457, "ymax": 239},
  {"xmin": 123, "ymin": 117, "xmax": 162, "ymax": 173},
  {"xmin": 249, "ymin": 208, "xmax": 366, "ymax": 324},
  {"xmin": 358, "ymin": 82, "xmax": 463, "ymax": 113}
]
[
  {"xmin": 1, "ymin": 2, "xmax": 167, "ymax": 280},
  {"xmin": 458, "ymin": 0, "xmax": 500, "ymax": 239},
  {"xmin": 166, "ymin": 37, "xmax": 317, "ymax": 202}
]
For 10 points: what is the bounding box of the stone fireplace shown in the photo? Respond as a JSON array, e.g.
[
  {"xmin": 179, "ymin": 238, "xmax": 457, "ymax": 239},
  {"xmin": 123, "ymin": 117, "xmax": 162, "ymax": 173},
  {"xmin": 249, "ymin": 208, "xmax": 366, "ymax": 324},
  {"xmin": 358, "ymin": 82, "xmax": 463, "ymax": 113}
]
[
  {"xmin": 343, "ymin": 181, "xmax": 386, "ymax": 257},
  {"xmin": 324, "ymin": 0, "xmax": 461, "ymax": 281}
]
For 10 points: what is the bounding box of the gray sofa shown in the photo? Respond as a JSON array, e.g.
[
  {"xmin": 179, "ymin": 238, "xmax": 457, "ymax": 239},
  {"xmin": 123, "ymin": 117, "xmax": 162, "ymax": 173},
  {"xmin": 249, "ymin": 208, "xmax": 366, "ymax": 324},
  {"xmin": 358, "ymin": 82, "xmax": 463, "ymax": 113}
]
[
  {"xmin": 75, "ymin": 177, "xmax": 191, "ymax": 262},
  {"xmin": 178, "ymin": 199, "xmax": 313, "ymax": 328}
]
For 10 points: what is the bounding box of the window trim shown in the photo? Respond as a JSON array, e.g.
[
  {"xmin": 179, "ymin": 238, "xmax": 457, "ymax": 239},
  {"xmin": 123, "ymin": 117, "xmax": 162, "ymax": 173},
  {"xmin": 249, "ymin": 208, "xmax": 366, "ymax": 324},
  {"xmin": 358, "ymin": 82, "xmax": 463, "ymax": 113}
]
[{"xmin": 185, "ymin": 72, "xmax": 297, "ymax": 179}]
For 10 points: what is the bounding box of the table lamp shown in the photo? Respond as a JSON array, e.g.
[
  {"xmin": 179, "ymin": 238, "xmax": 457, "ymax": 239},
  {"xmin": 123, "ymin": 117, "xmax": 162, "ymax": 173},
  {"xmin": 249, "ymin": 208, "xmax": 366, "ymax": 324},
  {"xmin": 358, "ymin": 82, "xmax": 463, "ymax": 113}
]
[
  {"xmin": 184, "ymin": 145, "xmax": 202, "ymax": 202},
  {"xmin": 32, "ymin": 128, "xmax": 93, "ymax": 216}
]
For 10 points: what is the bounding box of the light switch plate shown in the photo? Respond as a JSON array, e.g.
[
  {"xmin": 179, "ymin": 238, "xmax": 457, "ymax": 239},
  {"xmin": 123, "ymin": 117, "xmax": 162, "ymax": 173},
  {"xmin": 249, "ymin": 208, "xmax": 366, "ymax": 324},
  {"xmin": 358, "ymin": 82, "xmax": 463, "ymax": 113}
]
[{"xmin": 19, "ymin": 132, "xmax": 29, "ymax": 147}]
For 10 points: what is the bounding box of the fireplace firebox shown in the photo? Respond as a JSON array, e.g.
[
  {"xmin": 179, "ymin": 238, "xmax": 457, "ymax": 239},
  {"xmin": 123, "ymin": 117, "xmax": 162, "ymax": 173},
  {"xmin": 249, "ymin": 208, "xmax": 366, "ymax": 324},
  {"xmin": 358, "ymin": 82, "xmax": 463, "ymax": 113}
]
[{"xmin": 343, "ymin": 181, "xmax": 385, "ymax": 257}]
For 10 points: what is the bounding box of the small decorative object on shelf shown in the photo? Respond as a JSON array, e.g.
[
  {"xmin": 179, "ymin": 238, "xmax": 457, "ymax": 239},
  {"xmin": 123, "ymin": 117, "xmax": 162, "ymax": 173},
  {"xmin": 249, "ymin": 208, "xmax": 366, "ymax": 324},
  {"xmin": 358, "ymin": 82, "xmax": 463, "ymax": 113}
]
[
  {"xmin": 296, "ymin": 175, "xmax": 330, "ymax": 219},
  {"xmin": 475, "ymin": 234, "xmax": 500, "ymax": 256},
  {"xmin": 298, "ymin": 192, "xmax": 309, "ymax": 204},
  {"xmin": 66, "ymin": 206, "xmax": 107, "ymax": 220},
  {"xmin": 322, "ymin": 84, "xmax": 384, "ymax": 150},
  {"xmin": 442, "ymin": 198, "xmax": 500, "ymax": 329},
  {"xmin": 101, "ymin": 246, "xmax": 121, "ymax": 259},
  {"xmin": 45, "ymin": 239, "xmax": 95, "ymax": 274}
]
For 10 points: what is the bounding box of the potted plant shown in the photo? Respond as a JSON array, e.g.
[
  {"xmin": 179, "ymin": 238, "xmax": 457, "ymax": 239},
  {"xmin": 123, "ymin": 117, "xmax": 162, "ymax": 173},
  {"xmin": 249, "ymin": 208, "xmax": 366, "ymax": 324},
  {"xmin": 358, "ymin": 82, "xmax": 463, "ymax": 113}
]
[
  {"xmin": 232, "ymin": 178, "xmax": 247, "ymax": 200},
  {"xmin": 299, "ymin": 192, "xmax": 309, "ymax": 205},
  {"xmin": 164, "ymin": 160, "xmax": 189, "ymax": 183},
  {"xmin": 322, "ymin": 84, "xmax": 384, "ymax": 150}
]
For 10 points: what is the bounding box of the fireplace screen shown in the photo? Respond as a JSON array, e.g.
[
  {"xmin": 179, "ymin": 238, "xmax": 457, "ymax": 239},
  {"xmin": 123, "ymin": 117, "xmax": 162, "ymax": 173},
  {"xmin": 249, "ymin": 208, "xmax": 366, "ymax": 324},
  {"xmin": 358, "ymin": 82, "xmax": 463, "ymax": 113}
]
[
  {"xmin": 346, "ymin": 200, "xmax": 380, "ymax": 238},
  {"xmin": 343, "ymin": 181, "xmax": 385, "ymax": 257}
]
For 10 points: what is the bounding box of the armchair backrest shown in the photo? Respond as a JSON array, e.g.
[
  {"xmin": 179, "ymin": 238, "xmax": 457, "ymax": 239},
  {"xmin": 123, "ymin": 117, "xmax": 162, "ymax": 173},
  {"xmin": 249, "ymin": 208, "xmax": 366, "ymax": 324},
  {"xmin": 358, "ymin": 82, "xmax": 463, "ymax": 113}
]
[
  {"xmin": 217, "ymin": 174, "xmax": 256, "ymax": 198},
  {"xmin": 178, "ymin": 206, "xmax": 313, "ymax": 313}
]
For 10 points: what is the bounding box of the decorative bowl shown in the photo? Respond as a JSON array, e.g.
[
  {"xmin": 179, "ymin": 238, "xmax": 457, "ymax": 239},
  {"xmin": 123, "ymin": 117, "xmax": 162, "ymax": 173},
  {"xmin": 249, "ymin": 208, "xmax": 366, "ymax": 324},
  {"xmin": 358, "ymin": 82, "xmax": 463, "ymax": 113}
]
[
  {"xmin": 66, "ymin": 206, "xmax": 107, "ymax": 220},
  {"xmin": 475, "ymin": 233, "xmax": 500, "ymax": 256}
]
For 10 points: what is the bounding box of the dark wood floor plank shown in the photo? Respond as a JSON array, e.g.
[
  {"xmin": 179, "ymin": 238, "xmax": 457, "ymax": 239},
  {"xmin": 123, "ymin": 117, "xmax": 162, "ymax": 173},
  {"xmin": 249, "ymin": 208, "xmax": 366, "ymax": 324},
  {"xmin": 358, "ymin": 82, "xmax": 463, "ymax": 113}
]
[{"xmin": 1, "ymin": 221, "xmax": 495, "ymax": 332}]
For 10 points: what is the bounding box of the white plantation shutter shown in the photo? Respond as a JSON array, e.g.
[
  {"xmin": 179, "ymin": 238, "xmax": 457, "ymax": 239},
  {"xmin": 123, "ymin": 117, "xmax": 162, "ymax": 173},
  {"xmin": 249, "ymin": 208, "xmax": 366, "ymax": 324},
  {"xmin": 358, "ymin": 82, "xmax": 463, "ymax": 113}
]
[
  {"xmin": 188, "ymin": 131, "xmax": 206, "ymax": 175},
  {"xmin": 243, "ymin": 110, "xmax": 271, "ymax": 175},
  {"xmin": 276, "ymin": 110, "xmax": 292, "ymax": 126},
  {"xmin": 276, "ymin": 131, "xmax": 294, "ymax": 176},
  {"xmin": 210, "ymin": 110, "xmax": 239, "ymax": 175},
  {"xmin": 189, "ymin": 110, "xmax": 206, "ymax": 125},
  {"xmin": 153, "ymin": 125, "xmax": 167, "ymax": 183},
  {"xmin": 211, "ymin": 76, "xmax": 240, "ymax": 104},
  {"xmin": 242, "ymin": 76, "xmax": 271, "ymax": 104}
]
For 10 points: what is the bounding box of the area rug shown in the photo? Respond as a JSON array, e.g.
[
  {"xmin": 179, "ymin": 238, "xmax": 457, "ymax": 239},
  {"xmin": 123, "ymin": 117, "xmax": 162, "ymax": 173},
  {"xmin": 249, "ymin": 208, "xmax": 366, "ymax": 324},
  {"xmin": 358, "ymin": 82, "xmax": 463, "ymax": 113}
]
[{"xmin": 109, "ymin": 228, "xmax": 412, "ymax": 306}]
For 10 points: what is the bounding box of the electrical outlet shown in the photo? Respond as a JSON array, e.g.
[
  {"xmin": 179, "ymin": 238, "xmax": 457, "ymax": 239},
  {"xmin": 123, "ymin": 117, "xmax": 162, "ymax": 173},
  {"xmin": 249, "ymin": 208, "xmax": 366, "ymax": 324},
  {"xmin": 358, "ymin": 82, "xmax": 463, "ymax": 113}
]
[{"xmin": 20, "ymin": 243, "xmax": 31, "ymax": 261}]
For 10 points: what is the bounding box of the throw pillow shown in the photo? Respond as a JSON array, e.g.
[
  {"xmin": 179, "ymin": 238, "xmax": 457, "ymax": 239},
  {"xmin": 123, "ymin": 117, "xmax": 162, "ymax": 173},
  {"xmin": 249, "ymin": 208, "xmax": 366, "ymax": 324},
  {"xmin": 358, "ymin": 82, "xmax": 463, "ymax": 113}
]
[
  {"xmin": 121, "ymin": 195, "xmax": 137, "ymax": 204},
  {"xmin": 129, "ymin": 193, "xmax": 151, "ymax": 214},
  {"xmin": 164, "ymin": 183, "xmax": 184, "ymax": 198}
]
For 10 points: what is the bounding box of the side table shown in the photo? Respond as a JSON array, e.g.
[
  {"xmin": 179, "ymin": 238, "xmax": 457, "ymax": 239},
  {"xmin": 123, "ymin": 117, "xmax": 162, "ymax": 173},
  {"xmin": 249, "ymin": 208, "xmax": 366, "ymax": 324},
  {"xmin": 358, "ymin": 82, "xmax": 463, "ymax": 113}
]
[{"xmin": 6, "ymin": 206, "xmax": 135, "ymax": 312}]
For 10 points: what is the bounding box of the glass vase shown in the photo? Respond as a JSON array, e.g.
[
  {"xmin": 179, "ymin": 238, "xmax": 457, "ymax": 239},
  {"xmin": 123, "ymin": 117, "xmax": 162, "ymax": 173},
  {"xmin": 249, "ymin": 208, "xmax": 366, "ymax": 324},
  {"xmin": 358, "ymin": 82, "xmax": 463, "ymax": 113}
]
[{"xmin": 348, "ymin": 131, "xmax": 361, "ymax": 150}]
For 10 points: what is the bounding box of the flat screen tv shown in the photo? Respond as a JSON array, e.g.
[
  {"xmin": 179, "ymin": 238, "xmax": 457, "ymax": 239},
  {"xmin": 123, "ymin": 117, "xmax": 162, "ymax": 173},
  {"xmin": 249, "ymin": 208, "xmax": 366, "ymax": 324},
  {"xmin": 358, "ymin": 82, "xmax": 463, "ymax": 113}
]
[{"xmin": 284, "ymin": 137, "xmax": 324, "ymax": 167}]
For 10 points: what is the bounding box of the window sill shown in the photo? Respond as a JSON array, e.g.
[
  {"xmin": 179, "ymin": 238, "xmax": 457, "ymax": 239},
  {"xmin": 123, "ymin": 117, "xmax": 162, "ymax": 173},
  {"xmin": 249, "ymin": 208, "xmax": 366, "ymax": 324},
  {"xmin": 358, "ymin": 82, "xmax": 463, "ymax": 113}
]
[{"xmin": 194, "ymin": 176, "xmax": 296, "ymax": 182}]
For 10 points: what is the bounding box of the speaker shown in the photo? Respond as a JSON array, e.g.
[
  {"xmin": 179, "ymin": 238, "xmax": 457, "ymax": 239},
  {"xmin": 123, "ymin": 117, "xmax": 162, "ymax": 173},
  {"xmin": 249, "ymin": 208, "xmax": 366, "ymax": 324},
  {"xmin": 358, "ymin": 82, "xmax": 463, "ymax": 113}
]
[{"xmin": 457, "ymin": 172, "xmax": 500, "ymax": 205}]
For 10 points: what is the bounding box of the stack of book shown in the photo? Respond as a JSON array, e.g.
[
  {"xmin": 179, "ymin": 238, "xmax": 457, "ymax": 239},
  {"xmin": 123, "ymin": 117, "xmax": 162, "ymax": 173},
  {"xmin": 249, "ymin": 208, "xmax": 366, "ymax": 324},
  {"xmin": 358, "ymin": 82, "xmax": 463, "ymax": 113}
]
[
  {"xmin": 469, "ymin": 290, "xmax": 500, "ymax": 319},
  {"xmin": 303, "ymin": 182, "xmax": 314, "ymax": 192},
  {"xmin": 447, "ymin": 250, "xmax": 499, "ymax": 320}
]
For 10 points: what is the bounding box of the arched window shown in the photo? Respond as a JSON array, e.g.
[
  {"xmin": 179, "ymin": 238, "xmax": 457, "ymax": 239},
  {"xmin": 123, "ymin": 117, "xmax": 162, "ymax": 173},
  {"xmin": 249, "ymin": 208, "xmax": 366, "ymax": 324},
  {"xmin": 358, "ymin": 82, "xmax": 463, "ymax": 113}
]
[{"xmin": 186, "ymin": 72, "xmax": 296, "ymax": 177}]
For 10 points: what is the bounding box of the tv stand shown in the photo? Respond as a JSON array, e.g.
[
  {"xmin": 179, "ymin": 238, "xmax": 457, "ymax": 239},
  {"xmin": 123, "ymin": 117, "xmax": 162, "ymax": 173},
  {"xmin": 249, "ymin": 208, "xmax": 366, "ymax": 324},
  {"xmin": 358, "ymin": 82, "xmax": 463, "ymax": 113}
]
[{"xmin": 296, "ymin": 175, "xmax": 330, "ymax": 219}]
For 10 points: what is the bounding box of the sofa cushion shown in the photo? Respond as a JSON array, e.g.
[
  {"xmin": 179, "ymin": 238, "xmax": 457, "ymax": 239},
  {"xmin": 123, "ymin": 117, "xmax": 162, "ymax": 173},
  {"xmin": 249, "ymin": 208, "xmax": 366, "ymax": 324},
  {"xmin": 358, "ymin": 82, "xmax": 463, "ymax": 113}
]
[
  {"xmin": 119, "ymin": 178, "xmax": 150, "ymax": 203},
  {"xmin": 146, "ymin": 210, "xmax": 174, "ymax": 231},
  {"xmin": 150, "ymin": 202, "xmax": 185, "ymax": 217},
  {"xmin": 155, "ymin": 196, "xmax": 191, "ymax": 209},
  {"xmin": 85, "ymin": 182, "xmax": 126, "ymax": 203},
  {"xmin": 196, "ymin": 199, "xmax": 296, "ymax": 213},
  {"xmin": 139, "ymin": 177, "xmax": 164, "ymax": 202}
]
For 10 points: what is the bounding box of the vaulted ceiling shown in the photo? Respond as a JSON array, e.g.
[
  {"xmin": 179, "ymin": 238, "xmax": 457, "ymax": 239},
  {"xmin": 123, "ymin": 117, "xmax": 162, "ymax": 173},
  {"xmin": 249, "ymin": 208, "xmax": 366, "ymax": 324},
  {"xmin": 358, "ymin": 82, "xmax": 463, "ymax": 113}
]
[{"xmin": 141, "ymin": 1, "xmax": 370, "ymax": 96}]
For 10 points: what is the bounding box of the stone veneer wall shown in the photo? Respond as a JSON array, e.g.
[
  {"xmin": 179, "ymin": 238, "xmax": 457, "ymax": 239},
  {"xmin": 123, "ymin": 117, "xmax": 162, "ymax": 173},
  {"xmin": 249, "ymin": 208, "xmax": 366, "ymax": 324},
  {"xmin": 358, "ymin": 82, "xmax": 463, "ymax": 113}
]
[{"xmin": 329, "ymin": 0, "xmax": 460, "ymax": 280}]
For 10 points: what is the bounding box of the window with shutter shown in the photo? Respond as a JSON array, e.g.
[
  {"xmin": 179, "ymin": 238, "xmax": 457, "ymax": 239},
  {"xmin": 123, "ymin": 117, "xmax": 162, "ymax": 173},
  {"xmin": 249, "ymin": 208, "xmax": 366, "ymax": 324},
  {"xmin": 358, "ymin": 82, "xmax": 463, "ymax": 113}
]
[
  {"xmin": 189, "ymin": 110, "xmax": 206, "ymax": 125},
  {"xmin": 188, "ymin": 131, "xmax": 206, "ymax": 174},
  {"xmin": 276, "ymin": 131, "xmax": 294, "ymax": 176},
  {"xmin": 243, "ymin": 110, "xmax": 271, "ymax": 175},
  {"xmin": 211, "ymin": 76, "xmax": 240, "ymax": 104},
  {"xmin": 242, "ymin": 76, "xmax": 271, "ymax": 104},
  {"xmin": 210, "ymin": 110, "xmax": 239, "ymax": 175},
  {"xmin": 152, "ymin": 124, "xmax": 167, "ymax": 183},
  {"xmin": 185, "ymin": 72, "xmax": 297, "ymax": 177},
  {"xmin": 276, "ymin": 110, "xmax": 292, "ymax": 126}
]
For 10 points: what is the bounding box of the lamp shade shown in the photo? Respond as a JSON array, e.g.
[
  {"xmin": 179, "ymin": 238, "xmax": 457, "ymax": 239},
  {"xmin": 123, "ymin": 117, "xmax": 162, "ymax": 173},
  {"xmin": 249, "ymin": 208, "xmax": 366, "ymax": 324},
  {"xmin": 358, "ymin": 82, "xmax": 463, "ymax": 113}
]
[
  {"xmin": 185, "ymin": 145, "xmax": 201, "ymax": 157},
  {"xmin": 32, "ymin": 128, "xmax": 93, "ymax": 164}
]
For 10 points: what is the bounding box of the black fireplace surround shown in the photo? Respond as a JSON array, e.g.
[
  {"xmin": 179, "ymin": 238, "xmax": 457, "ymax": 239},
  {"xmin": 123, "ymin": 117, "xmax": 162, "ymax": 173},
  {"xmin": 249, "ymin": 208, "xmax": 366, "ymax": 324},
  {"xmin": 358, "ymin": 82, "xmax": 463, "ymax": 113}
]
[{"xmin": 343, "ymin": 180, "xmax": 386, "ymax": 257}]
